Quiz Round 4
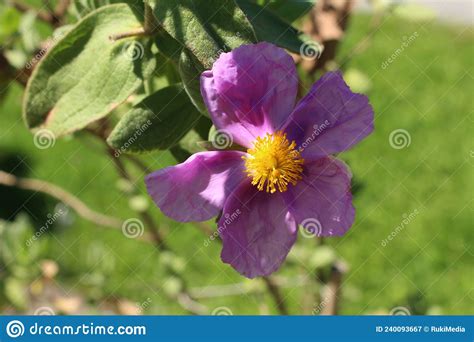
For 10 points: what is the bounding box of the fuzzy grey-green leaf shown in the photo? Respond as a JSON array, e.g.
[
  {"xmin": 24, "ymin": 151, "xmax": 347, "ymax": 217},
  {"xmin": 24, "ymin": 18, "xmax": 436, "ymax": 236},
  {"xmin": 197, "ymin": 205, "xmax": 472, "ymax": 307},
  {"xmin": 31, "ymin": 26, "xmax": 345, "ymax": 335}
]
[
  {"xmin": 23, "ymin": 4, "xmax": 155, "ymax": 137},
  {"xmin": 151, "ymin": 0, "xmax": 257, "ymax": 69},
  {"xmin": 237, "ymin": 0, "xmax": 312, "ymax": 54},
  {"xmin": 107, "ymin": 84, "xmax": 201, "ymax": 153},
  {"xmin": 178, "ymin": 49, "xmax": 207, "ymax": 115}
]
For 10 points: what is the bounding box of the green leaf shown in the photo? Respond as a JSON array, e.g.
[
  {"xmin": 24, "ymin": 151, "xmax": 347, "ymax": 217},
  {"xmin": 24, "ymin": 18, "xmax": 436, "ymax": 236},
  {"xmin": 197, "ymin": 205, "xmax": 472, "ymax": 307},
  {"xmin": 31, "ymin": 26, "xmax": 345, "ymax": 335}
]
[
  {"xmin": 151, "ymin": 0, "xmax": 257, "ymax": 69},
  {"xmin": 267, "ymin": 0, "xmax": 316, "ymax": 23},
  {"xmin": 23, "ymin": 4, "xmax": 155, "ymax": 137},
  {"xmin": 153, "ymin": 27, "xmax": 183, "ymax": 63},
  {"xmin": 237, "ymin": 0, "xmax": 314, "ymax": 54},
  {"xmin": 107, "ymin": 84, "xmax": 201, "ymax": 153},
  {"xmin": 150, "ymin": 0, "xmax": 257, "ymax": 114},
  {"xmin": 71, "ymin": 0, "xmax": 144, "ymax": 19},
  {"xmin": 178, "ymin": 49, "xmax": 207, "ymax": 114}
]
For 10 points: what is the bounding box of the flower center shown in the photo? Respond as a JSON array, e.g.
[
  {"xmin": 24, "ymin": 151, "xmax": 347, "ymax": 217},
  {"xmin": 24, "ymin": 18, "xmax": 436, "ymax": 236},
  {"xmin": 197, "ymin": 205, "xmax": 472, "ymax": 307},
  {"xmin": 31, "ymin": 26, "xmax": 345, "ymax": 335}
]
[{"xmin": 243, "ymin": 131, "xmax": 304, "ymax": 193}]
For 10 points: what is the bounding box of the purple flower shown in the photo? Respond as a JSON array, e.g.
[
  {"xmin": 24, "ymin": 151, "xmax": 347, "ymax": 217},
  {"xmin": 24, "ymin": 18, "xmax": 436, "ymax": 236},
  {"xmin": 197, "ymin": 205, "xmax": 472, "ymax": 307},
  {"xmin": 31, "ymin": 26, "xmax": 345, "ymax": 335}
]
[{"xmin": 146, "ymin": 42, "xmax": 374, "ymax": 278}]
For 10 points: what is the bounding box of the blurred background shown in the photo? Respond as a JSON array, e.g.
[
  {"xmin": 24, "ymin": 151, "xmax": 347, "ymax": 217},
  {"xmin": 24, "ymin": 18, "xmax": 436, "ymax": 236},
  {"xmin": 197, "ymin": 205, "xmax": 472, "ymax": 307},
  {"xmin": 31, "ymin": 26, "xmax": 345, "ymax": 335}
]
[{"xmin": 0, "ymin": 0, "xmax": 473, "ymax": 315}]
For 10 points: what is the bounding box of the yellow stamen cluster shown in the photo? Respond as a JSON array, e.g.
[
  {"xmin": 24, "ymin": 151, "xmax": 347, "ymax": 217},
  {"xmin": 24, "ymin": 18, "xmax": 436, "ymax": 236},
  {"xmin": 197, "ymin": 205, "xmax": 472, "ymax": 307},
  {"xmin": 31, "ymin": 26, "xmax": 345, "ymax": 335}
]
[{"xmin": 243, "ymin": 131, "xmax": 304, "ymax": 193}]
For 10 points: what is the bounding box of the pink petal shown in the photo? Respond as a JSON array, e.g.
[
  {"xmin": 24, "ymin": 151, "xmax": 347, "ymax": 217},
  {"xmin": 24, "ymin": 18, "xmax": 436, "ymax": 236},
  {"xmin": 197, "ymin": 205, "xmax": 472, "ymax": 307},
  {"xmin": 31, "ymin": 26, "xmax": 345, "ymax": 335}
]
[
  {"xmin": 219, "ymin": 183, "xmax": 297, "ymax": 278},
  {"xmin": 201, "ymin": 42, "xmax": 298, "ymax": 147},
  {"xmin": 284, "ymin": 71, "xmax": 374, "ymax": 160},
  {"xmin": 283, "ymin": 157, "xmax": 355, "ymax": 237},
  {"xmin": 145, "ymin": 151, "xmax": 246, "ymax": 222}
]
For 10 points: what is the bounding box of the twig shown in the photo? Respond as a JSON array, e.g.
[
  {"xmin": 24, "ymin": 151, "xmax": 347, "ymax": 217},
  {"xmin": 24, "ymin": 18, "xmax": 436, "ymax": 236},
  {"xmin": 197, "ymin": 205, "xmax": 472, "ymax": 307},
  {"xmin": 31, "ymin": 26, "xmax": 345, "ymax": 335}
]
[
  {"xmin": 197, "ymin": 220, "xmax": 290, "ymax": 314},
  {"xmin": 339, "ymin": 4, "xmax": 384, "ymax": 68},
  {"xmin": 54, "ymin": 0, "xmax": 70, "ymax": 19},
  {"xmin": 176, "ymin": 293, "xmax": 208, "ymax": 315},
  {"xmin": 320, "ymin": 261, "xmax": 348, "ymax": 315},
  {"xmin": 262, "ymin": 276, "xmax": 289, "ymax": 315},
  {"xmin": 109, "ymin": 28, "xmax": 147, "ymax": 41},
  {"xmin": 109, "ymin": 2, "xmax": 158, "ymax": 41},
  {"xmin": 103, "ymin": 143, "xmax": 207, "ymax": 315},
  {"xmin": 0, "ymin": 170, "xmax": 122, "ymax": 229},
  {"xmin": 105, "ymin": 147, "xmax": 169, "ymax": 250},
  {"xmin": 190, "ymin": 274, "xmax": 311, "ymax": 299}
]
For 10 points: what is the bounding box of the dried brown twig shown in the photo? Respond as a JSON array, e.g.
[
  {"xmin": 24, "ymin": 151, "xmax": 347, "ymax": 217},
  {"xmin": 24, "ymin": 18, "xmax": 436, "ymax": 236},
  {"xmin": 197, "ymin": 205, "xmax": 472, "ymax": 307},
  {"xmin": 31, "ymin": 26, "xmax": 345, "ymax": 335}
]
[{"xmin": 0, "ymin": 170, "xmax": 122, "ymax": 229}]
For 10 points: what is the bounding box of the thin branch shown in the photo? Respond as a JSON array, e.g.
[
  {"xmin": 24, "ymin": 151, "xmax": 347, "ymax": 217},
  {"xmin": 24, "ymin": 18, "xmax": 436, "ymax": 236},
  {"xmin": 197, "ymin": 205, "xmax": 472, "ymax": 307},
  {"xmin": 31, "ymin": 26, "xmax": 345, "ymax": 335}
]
[
  {"xmin": 190, "ymin": 275, "xmax": 311, "ymax": 299},
  {"xmin": 105, "ymin": 147, "xmax": 169, "ymax": 251},
  {"xmin": 320, "ymin": 261, "xmax": 348, "ymax": 315},
  {"xmin": 109, "ymin": 28, "xmax": 147, "ymax": 41},
  {"xmin": 109, "ymin": 2, "xmax": 158, "ymax": 41},
  {"xmin": 262, "ymin": 276, "xmax": 289, "ymax": 315},
  {"xmin": 102, "ymin": 143, "xmax": 208, "ymax": 315},
  {"xmin": 0, "ymin": 170, "xmax": 122, "ymax": 229},
  {"xmin": 176, "ymin": 293, "xmax": 208, "ymax": 315},
  {"xmin": 54, "ymin": 0, "xmax": 70, "ymax": 19},
  {"xmin": 197, "ymin": 220, "xmax": 290, "ymax": 314}
]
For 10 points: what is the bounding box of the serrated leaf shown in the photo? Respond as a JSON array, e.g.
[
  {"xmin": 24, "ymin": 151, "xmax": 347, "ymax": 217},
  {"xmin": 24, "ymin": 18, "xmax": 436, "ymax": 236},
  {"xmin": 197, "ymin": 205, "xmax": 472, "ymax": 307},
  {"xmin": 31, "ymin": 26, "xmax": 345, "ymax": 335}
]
[
  {"xmin": 237, "ymin": 0, "xmax": 312, "ymax": 54},
  {"xmin": 107, "ymin": 84, "xmax": 201, "ymax": 153},
  {"xmin": 151, "ymin": 0, "xmax": 257, "ymax": 69},
  {"xmin": 23, "ymin": 4, "xmax": 155, "ymax": 137}
]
